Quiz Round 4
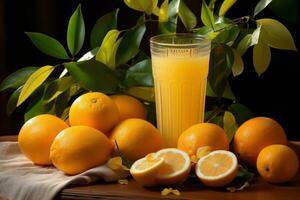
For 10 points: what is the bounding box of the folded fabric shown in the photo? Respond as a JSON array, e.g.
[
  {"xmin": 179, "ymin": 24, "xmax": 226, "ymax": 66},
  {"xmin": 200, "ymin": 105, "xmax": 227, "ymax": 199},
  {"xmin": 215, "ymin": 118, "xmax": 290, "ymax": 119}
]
[{"xmin": 0, "ymin": 141, "xmax": 129, "ymax": 200}]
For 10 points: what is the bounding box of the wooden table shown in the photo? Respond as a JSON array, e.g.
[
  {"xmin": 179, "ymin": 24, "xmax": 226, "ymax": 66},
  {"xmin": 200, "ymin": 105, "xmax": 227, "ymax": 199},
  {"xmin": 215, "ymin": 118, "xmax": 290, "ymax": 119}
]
[{"xmin": 1, "ymin": 136, "xmax": 300, "ymax": 200}]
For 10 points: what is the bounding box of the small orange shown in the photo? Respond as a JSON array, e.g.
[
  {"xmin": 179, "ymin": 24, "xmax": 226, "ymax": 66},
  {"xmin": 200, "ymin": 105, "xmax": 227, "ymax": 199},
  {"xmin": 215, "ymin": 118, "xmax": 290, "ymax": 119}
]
[
  {"xmin": 18, "ymin": 114, "xmax": 69, "ymax": 165},
  {"xmin": 110, "ymin": 118, "xmax": 162, "ymax": 161},
  {"xmin": 110, "ymin": 95, "xmax": 146, "ymax": 121},
  {"xmin": 177, "ymin": 123, "xmax": 229, "ymax": 157},
  {"xmin": 233, "ymin": 117, "xmax": 287, "ymax": 167},
  {"xmin": 257, "ymin": 144, "xmax": 299, "ymax": 183},
  {"xmin": 69, "ymin": 92, "xmax": 119, "ymax": 134},
  {"xmin": 50, "ymin": 126, "xmax": 113, "ymax": 175}
]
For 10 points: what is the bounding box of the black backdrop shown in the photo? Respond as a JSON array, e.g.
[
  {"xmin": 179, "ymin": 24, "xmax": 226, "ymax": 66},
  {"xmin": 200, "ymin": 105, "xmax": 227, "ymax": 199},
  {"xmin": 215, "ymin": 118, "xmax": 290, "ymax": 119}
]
[{"xmin": 0, "ymin": 0, "xmax": 299, "ymax": 140}]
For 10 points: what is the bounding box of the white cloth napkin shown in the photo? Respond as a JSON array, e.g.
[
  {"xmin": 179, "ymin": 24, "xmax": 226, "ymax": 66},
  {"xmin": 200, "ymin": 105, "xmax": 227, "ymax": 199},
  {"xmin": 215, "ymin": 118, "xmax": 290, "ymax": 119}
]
[{"xmin": 0, "ymin": 141, "xmax": 129, "ymax": 200}]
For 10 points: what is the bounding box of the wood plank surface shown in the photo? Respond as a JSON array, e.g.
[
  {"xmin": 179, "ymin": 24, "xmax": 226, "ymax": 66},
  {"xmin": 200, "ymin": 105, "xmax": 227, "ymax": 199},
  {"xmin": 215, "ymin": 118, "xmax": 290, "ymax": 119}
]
[
  {"xmin": 1, "ymin": 136, "xmax": 300, "ymax": 200},
  {"xmin": 60, "ymin": 175, "xmax": 300, "ymax": 200}
]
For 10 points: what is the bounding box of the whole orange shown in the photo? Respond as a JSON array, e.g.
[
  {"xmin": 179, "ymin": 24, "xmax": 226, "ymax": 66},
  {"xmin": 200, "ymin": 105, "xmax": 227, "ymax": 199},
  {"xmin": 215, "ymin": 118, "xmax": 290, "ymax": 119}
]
[
  {"xmin": 110, "ymin": 118, "xmax": 162, "ymax": 161},
  {"xmin": 18, "ymin": 114, "xmax": 69, "ymax": 165},
  {"xmin": 233, "ymin": 117, "xmax": 287, "ymax": 167},
  {"xmin": 257, "ymin": 144, "xmax": 299, "ymax": 183},
  {"xmin": 50, "ymin": 126, "xmax": 113, "ymax": 175},
  {"xmin": 177, "ymin": 123, "xmax": 229, "ymax": 157},
  {"xmin": 69, "ymin": 92, "xmax": 119, "ymax": 134},
  {"xmin": 110, "ymin": 95, "xmax": 146, "ymax": 121}
]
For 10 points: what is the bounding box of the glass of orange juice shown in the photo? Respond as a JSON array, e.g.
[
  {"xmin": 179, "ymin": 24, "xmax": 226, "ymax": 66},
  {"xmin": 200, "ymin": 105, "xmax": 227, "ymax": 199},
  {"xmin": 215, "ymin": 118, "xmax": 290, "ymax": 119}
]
[{"xmin": 150, "ymin": 34, "xmax": 211, "ymax": 147}]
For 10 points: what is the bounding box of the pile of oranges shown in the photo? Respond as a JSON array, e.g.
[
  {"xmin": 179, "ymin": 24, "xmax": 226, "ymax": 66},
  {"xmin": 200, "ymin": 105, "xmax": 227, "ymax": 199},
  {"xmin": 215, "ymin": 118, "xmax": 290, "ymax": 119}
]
[
  {"xmin": 18, "ymin": 92, "xmax": 161, "ymax": 175},
  {"xmin": 17, "ymin": 91, "xmax": 299, "ymax": 188},
  {"xmin": 131, "ymin": 117, "xmax": 298, "ymax": 187}
]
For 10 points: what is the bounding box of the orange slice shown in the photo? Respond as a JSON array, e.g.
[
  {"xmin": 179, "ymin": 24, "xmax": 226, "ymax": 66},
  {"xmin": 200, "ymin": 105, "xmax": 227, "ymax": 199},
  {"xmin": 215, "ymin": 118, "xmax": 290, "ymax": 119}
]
[
  {"xmin": 195, "ymin": 150, "xmax": 238, "ymax": 187},
  {"xmin": 154, "ymin": 148, "xmax": 191, "ymax": 185},
  {"xmin": 130, "ymin": 153, "xmax": 164, "ymax": 187}
]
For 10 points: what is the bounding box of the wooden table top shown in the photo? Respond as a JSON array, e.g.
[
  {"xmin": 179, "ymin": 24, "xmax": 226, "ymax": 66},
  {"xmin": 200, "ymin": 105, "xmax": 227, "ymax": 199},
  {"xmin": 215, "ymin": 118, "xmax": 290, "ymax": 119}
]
[{"xmin": 1, "ymin": 135, "xmax": 300, "ymax": 200}]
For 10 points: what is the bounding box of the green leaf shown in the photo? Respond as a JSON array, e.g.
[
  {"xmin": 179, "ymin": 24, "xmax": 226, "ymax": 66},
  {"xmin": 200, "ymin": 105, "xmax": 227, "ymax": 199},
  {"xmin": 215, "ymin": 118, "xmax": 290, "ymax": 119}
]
[
  {"xmin": 124, "ymin": 59, "xmax": 153, "ymax": 87},
  {"xmin": 25, "ymin": 32, "xmax": 69, "ymax": 59},
  {"xmin": 152, "ymin": 0, "xmax": 159, "ymax": 14},
  {"xmin": 257, "ymin": 18, "xmax": 297, "ymax": 51},
  {"xmin": 159, "ymin": 0, "xmax": 169, "ymax": 22},
  {"xmin": 195, "ymin": 21, "xmax": 232, "ymax": 37},
  {"xmin": 43, "ymin": 76, "xmax": 73, "ymax": 103},
  {"xmin": 205, "ymin": 108, "xmax": 224, "ymax": 125},
  {"xmin": 231, "ymin": 48, "xmax": 244, "ymax": 76},
  {"xmin": 0, "ymin": 67, "xmax": 38, "ymax": 92},
  {"xmin": 158, "ymin": 0, "xmax": 180, "ymax": 34},
  {"xmin": 24, "ymin": 82, "xmax": 72, "ymax": 121},
  {"xmin": 77, "ymin": 47, "xmax": 99, "ymax": 62},
  {"xmin": 206, "ymin": 81, "xmax": 216, "ymax": 98},
  {"xmin": 223, "ymin": 111, "xmax": 238, "ymax": 143},
  {"xmin": 67, "ymin": 4, "xmax": 85, "ymax": 56},
  {"xmin": 24, "ymin": 86, "xmax": 56, "ymax": 121},
  {"xmin": 206, "ymin": 81, "xmax": 235, "ymax": 100},
  {"xmin": 116, "ymin": 24, "xmax": 146, "ymax": 66},
  {"xmin": 236, "ymin": 26, "xmax": 261, "ymax": 56},
  {"xmin": 219, "ymin": 0, "xmax": 237, "ymax": 16},
  {"xmin": 236, "ymin": 34, "xmax": 252, "ymax": 55},
  {"xmin": 228, "ymin": 103, "xmax": 253, "ymax": 125},
  {"xmin": 168, "ymin": 0, "xmax": 180, "ymax": 21},
  {"xmin": 214, "ymin": 25, "xmax": 240, "ymax": 45},
  {"xmin": 208, "ymin": 44, "xmax": 234, "ymax": 98},
  {"xmin": 210, "ymin": 115, "xmax": 224, "ymax": 127},
  {"xmin": 96, "ymin": 29, "xmax": 121, "ymax": 69},
  {"xmin": 223, "ymin": 81, "xmax": 235, "ymax": 100},
  {"xmin": 59, "ymin": 47, "xmax": 99, "ymax": 78},
  {"xmin": 254, "ymin": 0, "xmax": 272, "ymax": 16},
  {"xmin": 90, "ymin": 9, "xmax": 119, "ymax": 49},
  {"xmin": 201, "ymin": 0, "xmax": 215, "ymax": 29},
  {"xmin": 178, "ymin": 0, "xmax": 197, "ymax": 30},
  {"xmin": 24, "ymin": 98, "xmax": 56, "ymax": 122},
  {"xmin": 208, "ymin": 0, "xmax": 216, "ymax": 10},
  {"xmin": 136, "ymin": 14, "xmax": 146, "ymax": 25},
  {"xmin": 232, "ymin": 165, "xmax": 255, "ymax": 185},
  {"xmin": 17, "ymin": 65, "xmax": 55, "ymax": 107},
  {"xmin": 125, "ymin": 87, "xmax": 155, "ymax": 102},
  {"xmin": 6, "ymin": 86, "xmax": 22, "ymax": 116},
  {"xmin": 252, "ymin": 25, "xmax": 261, "ymax": 44},
  {"xmin": 54, "ymin": 89, "xmax": 71, "ymax": 116},
  {"xmin": 158, "ymin": 21, "xmax": 177, "ymax": 33},
  {"xmin": 110, "ymin": 39, "xmax": 123, "ymax": 68},
  {"xmin": 253, "ymin": 41, "xmax": 271, "ymax": 76},
  {"xmin": 64, "ymin": 59, "xmax": 119, "ymax": 94},
  {"xmin": 196, "ymin": 26, "xmax": 213, "ymax": 35},
  {"xmin": 123, "ymin": 0, "xmax": 157, "ymax": 15},
  {"xmin": 196, "ymin": 20, "xmax": 232, "ymax": 36},
  {"xmin": 133, "ymin": 50, "xmax": 150, "ymax": 64},
  {"xmin": 208, "ymin": 31, "xmax": 220, "ymax": 40}
]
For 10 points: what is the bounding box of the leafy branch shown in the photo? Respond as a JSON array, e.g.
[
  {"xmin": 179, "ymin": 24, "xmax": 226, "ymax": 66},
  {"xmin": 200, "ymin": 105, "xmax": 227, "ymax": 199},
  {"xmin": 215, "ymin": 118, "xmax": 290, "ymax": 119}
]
[{"xmin": 0, "ymin": 0, "xmax": 297, "ymax": 143}]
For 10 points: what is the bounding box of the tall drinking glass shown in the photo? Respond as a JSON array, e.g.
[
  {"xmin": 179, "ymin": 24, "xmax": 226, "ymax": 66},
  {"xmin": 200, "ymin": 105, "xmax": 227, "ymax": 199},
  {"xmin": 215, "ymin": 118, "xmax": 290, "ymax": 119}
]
[{"xmin": 150, "ymin": 34, "xmax": 211, "ymax": 147}]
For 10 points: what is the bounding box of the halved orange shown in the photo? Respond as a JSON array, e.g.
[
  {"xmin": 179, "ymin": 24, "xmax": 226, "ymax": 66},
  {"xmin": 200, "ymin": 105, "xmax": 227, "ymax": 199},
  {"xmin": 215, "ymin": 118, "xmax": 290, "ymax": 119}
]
[
  {"xmin": 195, "ymin": 150, "xmax": 238, "ymax": 187},
  {"xmin": 154, "ymin": 148, "xmax": 191, "ymax": 185},
  {"xmin": 130, "ymin": 153, "xmax": 164, "ymax": 187}
]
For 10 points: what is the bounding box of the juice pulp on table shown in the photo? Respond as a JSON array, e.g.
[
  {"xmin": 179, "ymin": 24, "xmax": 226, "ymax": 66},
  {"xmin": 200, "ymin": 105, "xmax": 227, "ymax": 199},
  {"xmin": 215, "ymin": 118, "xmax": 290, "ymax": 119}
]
[{"xmin": 152, "ymin": 55, "xmax": 209, "ymax": 147}]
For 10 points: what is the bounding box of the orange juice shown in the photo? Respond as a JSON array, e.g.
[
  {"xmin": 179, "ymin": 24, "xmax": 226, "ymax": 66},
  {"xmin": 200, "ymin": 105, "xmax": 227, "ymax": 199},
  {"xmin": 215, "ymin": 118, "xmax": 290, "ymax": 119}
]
[{"xmin": 150, "ymin": 34, "xmax": 211, "ymax": 147}]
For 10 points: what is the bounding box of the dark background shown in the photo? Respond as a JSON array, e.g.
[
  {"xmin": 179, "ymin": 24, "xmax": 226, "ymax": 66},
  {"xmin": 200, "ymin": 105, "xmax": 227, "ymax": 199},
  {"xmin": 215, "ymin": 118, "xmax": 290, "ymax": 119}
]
[{"xmin": 0, "ymin": 0, "xmax": 299, "ymax": 140}]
